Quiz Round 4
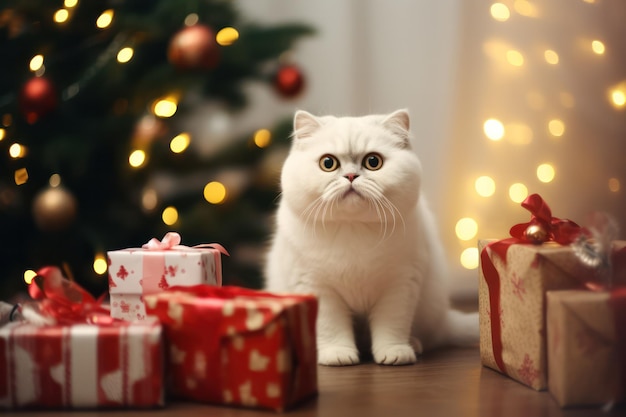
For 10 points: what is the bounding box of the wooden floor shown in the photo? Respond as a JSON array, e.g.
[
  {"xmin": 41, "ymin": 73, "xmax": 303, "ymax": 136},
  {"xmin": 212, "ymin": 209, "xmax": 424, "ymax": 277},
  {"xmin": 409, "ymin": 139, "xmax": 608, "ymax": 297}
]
[{"xmin": 13, "ymin": 347, "xmax": 625, "ymax": 417}]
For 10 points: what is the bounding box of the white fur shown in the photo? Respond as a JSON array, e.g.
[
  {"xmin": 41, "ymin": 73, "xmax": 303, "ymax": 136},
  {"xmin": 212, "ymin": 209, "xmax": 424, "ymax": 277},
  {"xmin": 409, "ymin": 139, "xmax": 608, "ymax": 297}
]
[{"xmin": 264, "ymin": 110, "xmax": 478, "ymax": 366}]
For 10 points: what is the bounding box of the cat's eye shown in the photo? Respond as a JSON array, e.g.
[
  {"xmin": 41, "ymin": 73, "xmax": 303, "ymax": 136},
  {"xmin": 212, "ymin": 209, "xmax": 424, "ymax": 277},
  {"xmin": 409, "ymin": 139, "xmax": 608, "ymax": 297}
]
[
  {"xmin": 319, "ymin": 155, "xmax": 339, "ymax": 172},
  {"xmin": 363, "ymin": 153, "xmax": 383, "ymax": 171}
]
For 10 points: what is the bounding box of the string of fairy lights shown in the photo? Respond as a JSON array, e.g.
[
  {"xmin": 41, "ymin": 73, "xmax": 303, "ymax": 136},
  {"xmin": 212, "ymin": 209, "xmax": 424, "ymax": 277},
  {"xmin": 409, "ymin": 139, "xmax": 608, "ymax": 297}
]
[
  {"xmin": 452, "ymin": 0, "xmax": 625, "ymax": 272},
  {"xmin": 2, "ymin": 1, "xmax": 286, "ymax": 283}
]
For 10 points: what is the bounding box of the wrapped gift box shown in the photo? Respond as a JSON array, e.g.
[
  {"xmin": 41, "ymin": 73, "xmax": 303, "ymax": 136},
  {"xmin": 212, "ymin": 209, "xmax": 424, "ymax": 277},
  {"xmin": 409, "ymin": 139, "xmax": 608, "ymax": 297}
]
[
  {"xmin": 0, "ymin": 319, "xmax": 164, "ymax": 409},
  {"xmin": 108, "ymin": 232, "xmax": 227, "ymax": 321},
  {"xmin": 145, "ymin": 285, "xmax": 318, "ymax": 412},
  {"xmin": 547, "ymin": 289, "xmax": 626, "ymax": 407}
]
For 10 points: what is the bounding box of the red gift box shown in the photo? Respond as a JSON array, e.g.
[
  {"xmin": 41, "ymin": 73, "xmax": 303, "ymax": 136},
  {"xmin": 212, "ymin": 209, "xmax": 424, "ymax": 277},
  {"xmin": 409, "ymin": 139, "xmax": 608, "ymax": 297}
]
[
  {"xmin": 107, "ymin": 232, "xmax": 228, "ymax": 321},
  {"xmin": 144, "ymin": 285, "xmax": 318, "ymax": 411},
  {"xmin": 0, "ymin": 267, "xmax": 164, "ymax": 409},
  {"xmin": 0, "ymin": 320, "xmax": 164, "ymax": 409}
]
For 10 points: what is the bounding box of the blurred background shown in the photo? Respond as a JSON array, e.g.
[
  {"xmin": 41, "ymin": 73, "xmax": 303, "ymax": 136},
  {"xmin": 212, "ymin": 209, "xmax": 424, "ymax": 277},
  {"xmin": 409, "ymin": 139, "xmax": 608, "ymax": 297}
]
[{"xmin": 1, "ymin": 0, "xmax": 624, "ymax": 301}]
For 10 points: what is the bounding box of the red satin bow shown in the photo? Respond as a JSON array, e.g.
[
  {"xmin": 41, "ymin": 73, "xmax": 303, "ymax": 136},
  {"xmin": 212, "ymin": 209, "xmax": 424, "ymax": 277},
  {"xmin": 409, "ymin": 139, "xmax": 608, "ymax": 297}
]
[
  {"xmin": 28, "ymin": 266, "xmax": 115, "ymax": 325},
  {"xmin": 509, "ymin": 193, "xmax": 582, "ymax": 244}
]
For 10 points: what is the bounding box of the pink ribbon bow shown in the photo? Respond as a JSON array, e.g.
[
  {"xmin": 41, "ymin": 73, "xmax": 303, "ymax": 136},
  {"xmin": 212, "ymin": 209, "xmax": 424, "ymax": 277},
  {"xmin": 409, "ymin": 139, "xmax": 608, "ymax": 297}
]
[{"xmin": 142, "ymin": 232, "xmax": 230, "ymax": 256}]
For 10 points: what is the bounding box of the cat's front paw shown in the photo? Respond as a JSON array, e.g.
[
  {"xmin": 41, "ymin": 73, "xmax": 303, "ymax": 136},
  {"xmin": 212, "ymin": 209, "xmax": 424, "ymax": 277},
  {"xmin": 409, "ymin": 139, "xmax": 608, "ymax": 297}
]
[
  {"xmin": 373, "ymin": 344, "xmax": 417, "ymax": 366},
  {"xmin": 318, "ymin": 346, "xmax": 360, "ymax": 366}
]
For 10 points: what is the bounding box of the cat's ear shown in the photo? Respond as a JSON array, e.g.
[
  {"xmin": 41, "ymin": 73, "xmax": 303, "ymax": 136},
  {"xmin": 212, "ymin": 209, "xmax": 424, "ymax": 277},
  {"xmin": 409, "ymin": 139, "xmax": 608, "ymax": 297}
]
[
  {"xmin": 293, "ymin": 110, "xmax": 322, "ymax": 140},
  {"xmin": 382, "ymin": 109, "xmax": 410, "ymax": 146}
]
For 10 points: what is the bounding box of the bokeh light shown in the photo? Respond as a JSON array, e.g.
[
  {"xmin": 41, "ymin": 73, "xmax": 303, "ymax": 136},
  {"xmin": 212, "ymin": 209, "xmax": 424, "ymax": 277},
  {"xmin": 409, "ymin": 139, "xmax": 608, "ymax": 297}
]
[
  {"xmin": 96, "ymin": 9, "xmax": 114, "ymax": 29},
  {"xmin": 117, "ymin": 47, "xmax": 134, "ymax": 63},
  {"xmin": 460, "ymin": 248, "xmax": 479, "ymax": 270},
  {"xmin": 475, "ymin": 176, "xmax": 496, "ymax": 197},
  {"xmin": 23, "ymin": 269, "xmax": 37, "ymax": 285},
  {"xmin": 153, "ymin": 97, "xmax": 178, "ymax": 118},
  {"xmin": 162, "ymin": 206, "xmax": 179, "ymax": 225},
  {"xmin": 30, "ymin": 55, "xmax": 44, "ymax": 72},
  {"xmin": 216, "ymin": 27, "xmax": 239, "ymax": 46},
  {"xmin": 508, "ymin": 183, "xmax": 528, "ymax": 203},
  {"xmin": 484, "ymin": 118, "xmax": 505, "ymax": 140},
  {"xmin": 490, "ymin": 3, "xmax": 510, "ymax": 21},
  {"xmin": 548, "ymin": 119, "xmax": 565, "ymax": 137},
  {"xmin": 129, "ymin": 150, "xmax": 146, "ymax": 168},
  {"xmin": 54, "ymin": 9, "xmax": 69, "ymax": 23},
  {"xmin": 9, "ymin": 143, "xmax": 25, "ymax": 159},
  {"xmin": 93, "ymin": 254, "xmax": 108, "ymax": 275},
  {"xmin": 506, "ymin": 50, "xmax": 524, "ymax": 67},
  {"xmin": 591, "ymin": 40, "xmax": 605, "ymax": 55},
  {"xmin": 204, "ymin": 181, "xmax": 227, "ymax": 204},
  {"xmin": 537, "ymin": 163, "xmax": 556, "ymax": 183},
  {"xmin": 253, "ymin": 129, "xmax": 272, "ymax": 148},
  {"xmin": 455, "ymin": 217, "xmax": 478, "ymax": 241},
  {"xmin": 14, "ymin": 168, "xmax": 28, "ymax": 185},
  {"xmin": 544, "ymin": 49, "xmax": 559, "ymax": 65},
  {"xmin": 608, "ymin": 178, "xmax": 620, "ymax": 193},
  {"xmin": 170, "ymin": 133, "xmax": 191, "ymax": 153}
]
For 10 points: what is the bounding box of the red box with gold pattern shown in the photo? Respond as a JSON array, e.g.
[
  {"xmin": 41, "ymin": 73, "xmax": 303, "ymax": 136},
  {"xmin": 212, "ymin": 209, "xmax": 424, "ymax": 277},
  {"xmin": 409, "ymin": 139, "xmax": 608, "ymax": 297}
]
[{"xmin": 144, "ymin": 285, "xmax": 318, "ymax": 411}]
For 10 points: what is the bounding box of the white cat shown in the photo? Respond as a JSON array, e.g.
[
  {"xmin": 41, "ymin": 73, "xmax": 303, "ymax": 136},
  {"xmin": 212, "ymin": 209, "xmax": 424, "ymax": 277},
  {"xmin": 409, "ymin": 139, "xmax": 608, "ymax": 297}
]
[{"xmin": 264, "ymin": 109, "xmax": 478, "ymax": 366}]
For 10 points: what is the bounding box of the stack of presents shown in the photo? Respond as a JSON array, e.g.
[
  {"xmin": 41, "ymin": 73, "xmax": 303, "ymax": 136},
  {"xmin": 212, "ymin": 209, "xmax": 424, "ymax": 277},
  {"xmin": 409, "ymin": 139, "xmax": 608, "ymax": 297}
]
[
  {"xmin": 479, "ymin": 194, "xmax": 626, "ymax": 408},
  {"xmin": 0, "ymin": 232, "xmax": 318, "ymax": 411}
]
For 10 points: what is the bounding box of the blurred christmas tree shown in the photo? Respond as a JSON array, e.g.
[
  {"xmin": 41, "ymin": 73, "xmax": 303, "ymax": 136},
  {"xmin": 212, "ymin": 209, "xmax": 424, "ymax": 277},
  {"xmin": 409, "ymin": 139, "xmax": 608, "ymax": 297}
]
[{"xmin": 0, "ymin": 0, "xmax": 313, "ymax": 299}]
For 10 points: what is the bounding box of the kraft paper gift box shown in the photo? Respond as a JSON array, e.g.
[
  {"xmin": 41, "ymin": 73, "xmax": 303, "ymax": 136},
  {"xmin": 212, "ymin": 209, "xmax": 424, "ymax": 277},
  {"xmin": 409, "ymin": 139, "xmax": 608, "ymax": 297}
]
[
  {"xmin": 547, "ymin": 289, "xmax": 626, "ymax": 407},
  {"xmin": 108, "ymin": 232, "xmax": 228, "ymax": 321},
  {"xmin": 145, "ymin": 285, "xmax": 318, "ymax": 412},
  {"xmin": 0, "ymin": 267, "xmax": 164, "ymax": 409},
  {"xmin": 477, "ymin": 193, "xmax": 625, "ymax": 391}
]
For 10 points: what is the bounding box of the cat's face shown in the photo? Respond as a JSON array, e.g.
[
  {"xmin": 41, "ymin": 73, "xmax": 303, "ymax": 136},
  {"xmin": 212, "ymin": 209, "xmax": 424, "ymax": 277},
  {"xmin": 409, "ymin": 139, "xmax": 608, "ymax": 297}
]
[{"xmin": 280, "ymin": 110, "xmax": 422, "ymax": 225}]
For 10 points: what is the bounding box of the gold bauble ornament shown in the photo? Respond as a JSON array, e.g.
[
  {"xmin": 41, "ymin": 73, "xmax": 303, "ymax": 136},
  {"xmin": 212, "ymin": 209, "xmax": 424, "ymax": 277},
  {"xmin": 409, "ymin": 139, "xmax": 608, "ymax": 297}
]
[
  {"xmin": 32, "ymin": 186, "xmax": 78, "ymax": 231},
  {"xmin": 524, "ymin": 223, "xmax": 548, "ymax": 244}
]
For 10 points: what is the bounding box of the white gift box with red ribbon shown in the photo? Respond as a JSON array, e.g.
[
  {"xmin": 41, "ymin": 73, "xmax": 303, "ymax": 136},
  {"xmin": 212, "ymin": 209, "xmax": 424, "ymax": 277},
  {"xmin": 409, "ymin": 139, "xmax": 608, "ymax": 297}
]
[{"xmin": 107, "ymin": 232, "xmax": 228, "ymax": 321}]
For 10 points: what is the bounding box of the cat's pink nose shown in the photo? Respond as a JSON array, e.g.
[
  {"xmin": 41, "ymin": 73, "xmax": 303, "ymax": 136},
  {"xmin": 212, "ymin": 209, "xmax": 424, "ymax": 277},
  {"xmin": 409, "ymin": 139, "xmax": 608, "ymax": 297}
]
[{"xmin": 345, "ymin": 173, "xmax": 359, "ymax": 182}]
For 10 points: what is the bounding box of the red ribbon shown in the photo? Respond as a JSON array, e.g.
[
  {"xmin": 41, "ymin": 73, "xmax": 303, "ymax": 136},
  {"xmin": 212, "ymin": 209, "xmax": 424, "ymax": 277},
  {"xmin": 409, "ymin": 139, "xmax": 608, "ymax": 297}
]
[
  {"xmin": 481, "ymin": 194, "xmax": 581, "ymax": 375},
  {"xmin": 28, "ymin": 266, "xmax": 116, "ymax": 325}
]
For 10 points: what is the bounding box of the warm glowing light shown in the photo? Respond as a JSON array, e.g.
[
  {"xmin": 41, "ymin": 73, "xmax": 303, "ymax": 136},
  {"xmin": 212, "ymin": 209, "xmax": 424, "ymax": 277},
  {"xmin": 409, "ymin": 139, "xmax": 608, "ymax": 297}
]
[
  {"xmin": 30, "ymin": 55, "xmax": 44, "ymax": 72},
  {"xmin": 153, "ymin": 97, "xmax": 178, "ymax": 118},
  {"xmin": 509, "ymin": 183, "xmax": 528, "ymax": 203},
  {"xmin": 544, "ymin": 49, "xmax": 559, "ymax": 65},
  {"xmin": 54, "ymin": 9, "xmax": 69, "ymax": 23},
  {"xmin": 14, "ymin": 168, "xmax": 28, "ymax": 185},
  {"xmin": 460, "ymin": 248, "xmax": 479, "ymax": 270},
  {"xmin": 610, "ymin": 89, "xmax": 626, "ymax": 108},
  {"xmin": 162, "ymin": 206, "xmax": 179, "ymax": 225},
  {"xmin": 608, "ymin": 178, "xmax": 620, "ymax": 193},
  {"xmin": 170, "ymin": 133, "xmax": 191, "ymax": 153},
  {"xmin": 65, "ymin": 0, "xmax": 78, "ymax": 7},
  {"xmin": 184, "ymin": 13, "xmax": 199, "ymax": 26},
  {"xmin": 9, "ymin": 143, "xmax": 25, "ymax": 159},
  {"xmin": 216, "ymin": 27, "xmax": 239, "ymax": 46},
  {"xmin": 93, "ymin": 254, "xmax": 108, "ymax": 275},
  {"xmin": 537, "ymin": 163, "xmax": 556, "ymax": 183},
  {"xmin": 505, "ymin": 123, "xmax": 533, "ymax": 145},
  {"xmin": 506, "ymin": 50, "xmax": 524, "ymax": 66},
  {"xmin": 129, "ymin": 150, "xmax": 146, "ymax": 168},
  {"xmin": 591, "ymin": 40, "xmax": 605, "ymax": 55},
  {"xmin": 49, "ymin": 174, "xmax": 61, "ymax": 187},
  {"xmin": 24, "ymin": 270, "xmax": 37, "ymax": 285},
  {"xmin": 490, "ymin": 3, "xmax": 510, "ymax": 21},
  {"xmin": 117, "ymin": 47, "xmax": 134, "ymax": 63},
  {"xmin": 0, "ymin": 128, "xmax": 5, "ymax": 141},
  {"xmin": 483, "ymin": 119, "xmax": 505, "ymax": 140},
  {"xmin": 475, "ymin": 176, "xmax": 496, "ymax": 197},
  {"xmin": 142, "ymin": 188, "xmax": 158, "ymax": 211},
  {"xmin": 96, "ymin": 9, "xmax": 114, "ymax": 29},
  {"xmin": 455, "ymin": 218, "xmax": 478, "ymax": 241},
  {"xmin": 253, "ymin": 129, "xmax": 272, "ymax": 148},
  {"xmin": 514, "ymin": 0, "xmax": 538, "ymax": 17},
  {"xmin": 204, "ymin": 181, "xmax": 227, "ymax": 204},
  {"xmin": 548, "ymin": 119, "xmax": 565, "ymax": 137}
]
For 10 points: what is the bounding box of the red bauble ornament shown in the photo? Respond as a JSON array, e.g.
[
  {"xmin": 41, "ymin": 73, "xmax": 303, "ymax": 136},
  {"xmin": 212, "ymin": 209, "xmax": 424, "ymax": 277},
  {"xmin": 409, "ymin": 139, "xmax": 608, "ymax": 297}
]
[
  {"xmin": 273, "ymin": 64, "xmax": 305, "ymax": 98},
  {"xmin": 20, "ymin": 77, "xmax": 58, "ymax": 123},
  {"xmin": 167, "ymin": 24, "xmax": 220, "ymax": 71}
]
